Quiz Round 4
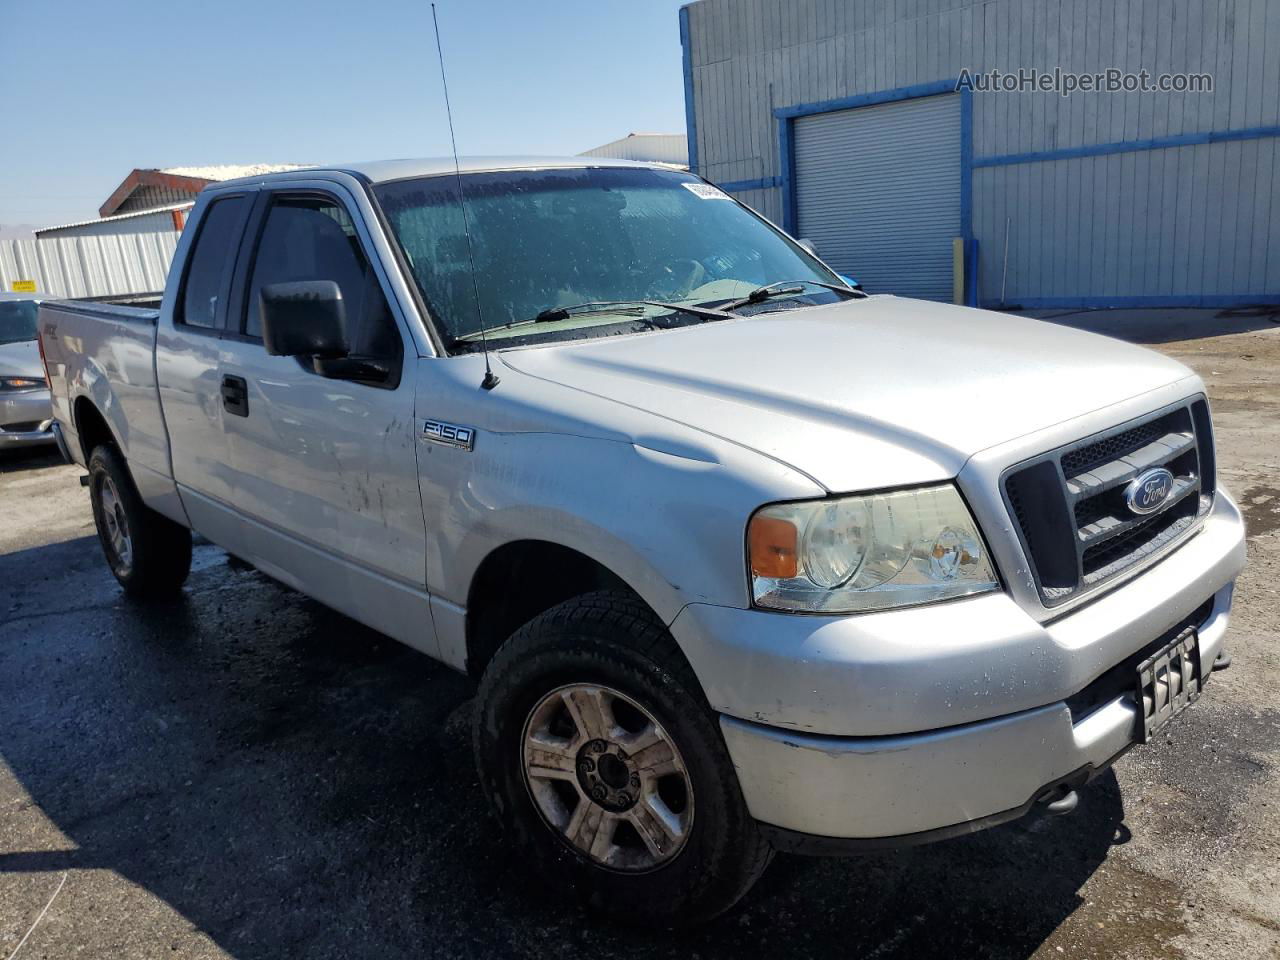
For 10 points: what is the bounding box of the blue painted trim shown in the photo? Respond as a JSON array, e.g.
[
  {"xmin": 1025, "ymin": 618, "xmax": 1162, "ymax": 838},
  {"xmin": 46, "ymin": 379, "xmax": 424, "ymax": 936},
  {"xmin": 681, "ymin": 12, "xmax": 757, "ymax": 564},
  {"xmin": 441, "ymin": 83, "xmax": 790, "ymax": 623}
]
[
  {"xmin": 965, "ymin": 237, "xmax": 980, "ymax": 308},
  {"xmin": 773, "ymin": 79, "xmax": 959, "ymax": 120},
  {"xmin": 715, "ymin": 176, "xmax": 782, "ymax": 193},
  {"xmin": 779, "ymin": 116, "xmax": 797, "ymax": 234},
  {"xmin": 678, "ymin": 6, "xmax": 698, "ymax": 174},
  {"xmin": 983, "ymin": 294, "xmax": 1280, "ymax": 310},
  {"xmin": 974, "ymin": 124, "xmax": 1280, "ymax": 169}
]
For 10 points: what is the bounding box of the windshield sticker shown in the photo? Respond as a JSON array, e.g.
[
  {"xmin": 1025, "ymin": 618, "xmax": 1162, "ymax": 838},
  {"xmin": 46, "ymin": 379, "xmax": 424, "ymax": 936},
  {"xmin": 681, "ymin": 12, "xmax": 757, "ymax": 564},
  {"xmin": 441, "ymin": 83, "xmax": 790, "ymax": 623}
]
[{"xmin": 682, "ymin": 182, "xmax": 731, "ymax": 200}]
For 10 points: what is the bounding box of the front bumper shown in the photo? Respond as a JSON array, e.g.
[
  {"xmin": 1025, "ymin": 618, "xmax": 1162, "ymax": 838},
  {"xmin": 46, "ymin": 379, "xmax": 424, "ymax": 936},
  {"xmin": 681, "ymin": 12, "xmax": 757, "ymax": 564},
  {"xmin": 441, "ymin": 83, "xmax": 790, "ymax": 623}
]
[
  {"xmin": 671, "ymin": 490, "xmax": 1246, "ymax": 842},
  {"xmin": 726, "ymin": 583, "xmax": 1231, "ymax": 845},
  {"xmin": 0, "ymin": 387, "xmax": 55, "ymax": 449}
]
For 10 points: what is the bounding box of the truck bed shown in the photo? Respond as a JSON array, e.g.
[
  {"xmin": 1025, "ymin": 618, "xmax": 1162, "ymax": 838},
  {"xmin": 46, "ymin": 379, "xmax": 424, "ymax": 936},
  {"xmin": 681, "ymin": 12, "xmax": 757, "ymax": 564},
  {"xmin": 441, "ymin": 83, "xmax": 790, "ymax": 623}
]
[{"xmin": 39, "ymin": 298, "xmax": 177, "ymax": 507}]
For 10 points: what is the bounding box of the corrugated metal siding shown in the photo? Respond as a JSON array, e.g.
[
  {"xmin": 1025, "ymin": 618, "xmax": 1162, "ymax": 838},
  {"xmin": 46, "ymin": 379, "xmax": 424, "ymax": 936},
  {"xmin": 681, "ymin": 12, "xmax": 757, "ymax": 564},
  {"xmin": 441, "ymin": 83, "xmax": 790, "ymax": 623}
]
[
  {"xmin": 117, "ymin": 184, "xmax": 199, "ymax": 213},
  {"xmin": 1, "ymin": 231, "xmax": 176, "ymax": 298},
  {"xmin": 37, "ymin": 209, "xmax": 181, "ymax": 239},
  {"xmin": 975, "ymin": 136, "xmax": 1280, "ymax": 303},
  {"xmin": 794, "ymin": 93, "xmax": 961, "ymax": 299},
  {"xmin": 687, "ymin": 0, "xmax": 1280, "ymax": 165},
  {"xmin": 728, "ymin": 187, "xmax": 784, "ymax": 226},
  {"xmin": 686, "ymin": 0, "xmax": 1280, "ymax": 304}
]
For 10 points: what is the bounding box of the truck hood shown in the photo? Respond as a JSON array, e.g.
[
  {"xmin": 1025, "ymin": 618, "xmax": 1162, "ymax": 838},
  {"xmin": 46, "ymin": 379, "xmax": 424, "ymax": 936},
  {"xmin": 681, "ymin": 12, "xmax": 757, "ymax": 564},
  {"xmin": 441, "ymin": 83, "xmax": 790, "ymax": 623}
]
[
  {"xmin": 0, "ymin": 339, "xmax": 42, "ymax": 379},
  {"xmin": 498, "ymin": 296, "xmax": 1197, "ymax": 492}
]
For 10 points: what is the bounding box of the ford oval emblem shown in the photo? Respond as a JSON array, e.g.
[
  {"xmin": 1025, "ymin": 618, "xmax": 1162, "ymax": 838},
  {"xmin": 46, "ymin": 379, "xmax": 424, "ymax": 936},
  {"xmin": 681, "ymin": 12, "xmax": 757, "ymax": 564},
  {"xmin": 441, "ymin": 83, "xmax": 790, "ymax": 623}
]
[{"xmin": 1125, "ymin": 467, "xmax": 1175, "ymax": 515}]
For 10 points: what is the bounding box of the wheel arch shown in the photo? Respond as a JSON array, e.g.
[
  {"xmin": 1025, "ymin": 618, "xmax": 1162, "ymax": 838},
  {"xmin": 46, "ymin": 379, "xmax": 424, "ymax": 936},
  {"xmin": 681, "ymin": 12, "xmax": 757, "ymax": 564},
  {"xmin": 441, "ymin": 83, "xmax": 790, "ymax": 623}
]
[
  {"xmin": 464, "ymin": 539, "xmax": 663, "ymax": 680},
  {"xmin": 73, "ymin": 395, "xmax": 119, "ymax": 464}
]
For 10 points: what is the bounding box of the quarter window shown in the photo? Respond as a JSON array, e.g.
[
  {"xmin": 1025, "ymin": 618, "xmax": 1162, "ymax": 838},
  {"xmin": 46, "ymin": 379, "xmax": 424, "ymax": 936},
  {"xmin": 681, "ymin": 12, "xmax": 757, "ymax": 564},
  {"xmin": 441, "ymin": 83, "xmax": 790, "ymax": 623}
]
[{"xmin": 179, "ymin": 196, "xmax": 248, "ymax": 329}]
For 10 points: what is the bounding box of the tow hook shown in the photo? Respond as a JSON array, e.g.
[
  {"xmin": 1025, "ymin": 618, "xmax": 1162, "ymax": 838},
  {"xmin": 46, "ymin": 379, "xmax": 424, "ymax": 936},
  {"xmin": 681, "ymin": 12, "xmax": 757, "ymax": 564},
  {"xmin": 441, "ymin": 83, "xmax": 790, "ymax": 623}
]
[
  {"xmin": 1213, "ymin": 651, "xmax": 1232, "ymax": 671},
  {"xmin": 1038, "ymin": 785, "xmax": 1079, "ymax": 816}
]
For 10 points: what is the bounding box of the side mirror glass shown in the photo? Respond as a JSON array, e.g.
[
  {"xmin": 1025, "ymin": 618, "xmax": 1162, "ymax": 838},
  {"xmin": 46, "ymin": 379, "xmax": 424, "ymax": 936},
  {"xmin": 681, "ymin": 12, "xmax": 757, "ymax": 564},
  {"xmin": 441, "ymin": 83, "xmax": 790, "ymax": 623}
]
[{"xmin": 260, "ymin": 280, "xmax": 349, "ymax": 359}]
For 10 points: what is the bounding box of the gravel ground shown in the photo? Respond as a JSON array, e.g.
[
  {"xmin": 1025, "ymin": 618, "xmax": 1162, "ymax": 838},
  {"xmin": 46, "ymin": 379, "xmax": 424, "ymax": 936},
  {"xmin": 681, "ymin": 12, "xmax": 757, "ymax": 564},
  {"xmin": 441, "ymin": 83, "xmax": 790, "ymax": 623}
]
[{"xmin": 1, "ymin": 308, "xmax": 1278, "ymax": 959}]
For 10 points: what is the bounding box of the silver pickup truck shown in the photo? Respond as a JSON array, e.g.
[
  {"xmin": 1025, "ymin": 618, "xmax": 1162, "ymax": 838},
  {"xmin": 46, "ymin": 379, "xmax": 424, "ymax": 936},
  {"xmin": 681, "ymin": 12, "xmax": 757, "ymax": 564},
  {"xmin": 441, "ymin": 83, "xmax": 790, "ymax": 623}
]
[{"xmin": 39, "ymin": 158, "xmax": 1246, "ymax": 925}]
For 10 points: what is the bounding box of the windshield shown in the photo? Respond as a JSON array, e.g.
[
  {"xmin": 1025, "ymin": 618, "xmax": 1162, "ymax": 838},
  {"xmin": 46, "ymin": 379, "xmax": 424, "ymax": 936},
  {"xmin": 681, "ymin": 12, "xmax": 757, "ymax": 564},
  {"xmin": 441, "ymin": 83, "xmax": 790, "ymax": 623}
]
[
  {"xmin": 372, "ymin": 167, "xmax": 841, "ymax": 350},
  {"xmin": 0, "ymin": 300, "xmax": 39, "ymax": 345}
]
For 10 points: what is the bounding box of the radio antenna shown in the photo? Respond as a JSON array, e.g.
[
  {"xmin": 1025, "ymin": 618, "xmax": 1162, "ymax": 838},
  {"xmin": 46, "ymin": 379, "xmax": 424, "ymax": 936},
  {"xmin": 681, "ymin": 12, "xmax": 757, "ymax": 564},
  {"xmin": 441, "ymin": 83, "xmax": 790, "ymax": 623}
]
[{"xmin": 431, "ymin": 2, "xmax": 498, "ymax": 390}]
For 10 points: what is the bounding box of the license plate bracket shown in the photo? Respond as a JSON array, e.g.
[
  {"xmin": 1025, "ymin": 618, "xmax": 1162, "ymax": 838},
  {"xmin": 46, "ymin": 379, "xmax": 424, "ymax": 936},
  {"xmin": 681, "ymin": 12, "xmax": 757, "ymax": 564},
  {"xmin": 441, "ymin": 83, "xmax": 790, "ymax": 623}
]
[{"xmin": 1136, "ymin": 626, "xmax": 1202, "ymax": 743}]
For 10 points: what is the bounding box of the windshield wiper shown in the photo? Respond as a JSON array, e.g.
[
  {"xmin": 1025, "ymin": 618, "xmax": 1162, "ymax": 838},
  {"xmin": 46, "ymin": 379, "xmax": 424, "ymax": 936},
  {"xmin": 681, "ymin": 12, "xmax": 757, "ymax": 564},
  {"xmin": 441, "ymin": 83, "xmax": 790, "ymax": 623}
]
[
  {"xmin": 454, "ymin": 299, "xmax": 734, "ymax": 343},
  {"xmin": 718, "ymin": 279, "xmax": 866, "ymax": 313}
]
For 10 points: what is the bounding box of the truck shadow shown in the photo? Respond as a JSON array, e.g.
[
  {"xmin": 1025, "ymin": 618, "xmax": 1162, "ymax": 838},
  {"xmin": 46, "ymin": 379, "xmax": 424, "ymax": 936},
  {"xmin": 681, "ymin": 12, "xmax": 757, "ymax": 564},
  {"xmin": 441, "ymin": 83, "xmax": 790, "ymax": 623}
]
[
  {"xmin": 0, "ymin": 537, "xmax": 1125, "ymax": 960},
  {"xmin": 0, "ymin": 447, "xmax": 65, "ymax": 474}
]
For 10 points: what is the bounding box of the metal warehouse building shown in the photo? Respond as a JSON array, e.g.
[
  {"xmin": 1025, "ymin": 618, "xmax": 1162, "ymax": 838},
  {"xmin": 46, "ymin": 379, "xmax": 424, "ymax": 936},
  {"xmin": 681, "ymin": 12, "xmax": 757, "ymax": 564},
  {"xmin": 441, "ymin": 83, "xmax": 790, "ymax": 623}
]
[
  {"xmin": 578, "ymin": 132, "xmax": 690, "ymax": 166},
  {"xmin": 679, "ymin": 0, "xmax": 1280, "ymax": 308},
  {"xmin": 3, "ymin": 164, "xmax": 305, "ymax": 299}
]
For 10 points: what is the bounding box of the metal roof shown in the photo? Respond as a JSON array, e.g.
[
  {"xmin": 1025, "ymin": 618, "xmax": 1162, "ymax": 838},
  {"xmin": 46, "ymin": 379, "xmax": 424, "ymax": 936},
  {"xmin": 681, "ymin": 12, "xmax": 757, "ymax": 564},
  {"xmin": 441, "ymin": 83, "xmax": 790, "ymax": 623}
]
[
  {"xmin": 578, "ymin": 134, "xmax": 689, "ymax": 166},
  {"xmin": 159, "ymin": 163, "xmax": 309, "ymax": 180},
  {"xmin": 35, "ymin": 201, "xmax": 193, "ymax": 236},
  {"xmin": 211, "ymin": 156, "xmax": 665, "ymax": 188},
  {"xmin": 99, "ymin": 165, "xmax": 308, "ymax": 217}
]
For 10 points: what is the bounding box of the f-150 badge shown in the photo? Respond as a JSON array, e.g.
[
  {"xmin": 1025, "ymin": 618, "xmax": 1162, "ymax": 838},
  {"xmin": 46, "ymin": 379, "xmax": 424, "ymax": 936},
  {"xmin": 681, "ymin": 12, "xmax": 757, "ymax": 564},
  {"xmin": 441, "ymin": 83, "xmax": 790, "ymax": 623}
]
[{"xmin": 422, "ymin": 419, "xmax": 475, "ymax": 451}]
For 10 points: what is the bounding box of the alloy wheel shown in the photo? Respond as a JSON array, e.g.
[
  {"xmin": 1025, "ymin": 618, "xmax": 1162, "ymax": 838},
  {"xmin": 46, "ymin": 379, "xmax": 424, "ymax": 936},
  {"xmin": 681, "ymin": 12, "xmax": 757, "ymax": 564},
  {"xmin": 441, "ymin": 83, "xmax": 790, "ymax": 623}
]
[
  {"xmin": 98, "ymin": 475, "xmax": 133, "ymax": 572},
  {"xmin": 521, "ymin": 683, "xmax": 693, "ymax": 872}
]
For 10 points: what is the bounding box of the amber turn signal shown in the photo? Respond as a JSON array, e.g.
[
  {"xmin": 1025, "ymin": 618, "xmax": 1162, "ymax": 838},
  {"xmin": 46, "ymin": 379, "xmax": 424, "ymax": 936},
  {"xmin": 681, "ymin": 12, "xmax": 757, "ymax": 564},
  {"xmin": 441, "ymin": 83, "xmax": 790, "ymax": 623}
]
[{"xmin": 748, "ymin": 514, "xmax": 798, "ymax": 579}]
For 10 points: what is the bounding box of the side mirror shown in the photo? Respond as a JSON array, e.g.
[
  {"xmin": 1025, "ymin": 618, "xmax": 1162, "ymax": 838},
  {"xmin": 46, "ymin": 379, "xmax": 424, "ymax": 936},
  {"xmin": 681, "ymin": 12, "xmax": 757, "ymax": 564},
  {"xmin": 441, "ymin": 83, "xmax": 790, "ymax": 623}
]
[
  {"xmin": 260, "ymin": 281, "xmax": 349, "ymax": 359},
  {"xmin": 797, "ymin": 238, "xmax": 819, "ymax": 256}
]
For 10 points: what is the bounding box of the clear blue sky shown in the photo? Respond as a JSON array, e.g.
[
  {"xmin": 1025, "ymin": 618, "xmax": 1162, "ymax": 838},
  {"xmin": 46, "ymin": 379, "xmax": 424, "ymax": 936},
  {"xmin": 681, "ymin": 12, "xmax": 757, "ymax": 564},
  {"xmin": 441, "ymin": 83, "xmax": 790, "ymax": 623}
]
[{"xmin": 0, "ymin": 0, "xmax": 690, "ymax": 229}]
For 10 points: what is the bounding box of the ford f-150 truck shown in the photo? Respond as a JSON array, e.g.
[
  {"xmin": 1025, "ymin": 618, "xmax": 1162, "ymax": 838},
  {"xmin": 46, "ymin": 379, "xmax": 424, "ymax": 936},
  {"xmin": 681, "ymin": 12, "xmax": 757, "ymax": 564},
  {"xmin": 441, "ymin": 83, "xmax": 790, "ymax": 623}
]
[{"xmin": 39, "ymin": 158, "xmax": 1247, "ymax": 925}]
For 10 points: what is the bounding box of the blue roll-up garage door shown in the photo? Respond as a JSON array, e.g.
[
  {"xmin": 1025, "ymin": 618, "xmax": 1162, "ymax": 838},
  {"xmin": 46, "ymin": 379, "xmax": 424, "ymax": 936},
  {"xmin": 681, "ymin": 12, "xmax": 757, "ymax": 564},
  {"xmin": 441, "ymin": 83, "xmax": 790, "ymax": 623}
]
[{"xmin": 794, "ymin": 93, "xmax": 961, "ymax": 301}]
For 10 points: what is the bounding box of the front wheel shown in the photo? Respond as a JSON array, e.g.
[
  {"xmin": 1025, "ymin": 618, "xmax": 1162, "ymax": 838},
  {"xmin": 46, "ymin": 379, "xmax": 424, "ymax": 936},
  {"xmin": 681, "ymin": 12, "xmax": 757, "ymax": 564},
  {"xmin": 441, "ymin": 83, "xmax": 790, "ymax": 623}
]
[
  {"xmin": 472, "ymin": 591, "xmax": 772, "ymax": 927},
  {"xmin": 88, "ymin": 444, "xmax": 192, "ymax": 598}
]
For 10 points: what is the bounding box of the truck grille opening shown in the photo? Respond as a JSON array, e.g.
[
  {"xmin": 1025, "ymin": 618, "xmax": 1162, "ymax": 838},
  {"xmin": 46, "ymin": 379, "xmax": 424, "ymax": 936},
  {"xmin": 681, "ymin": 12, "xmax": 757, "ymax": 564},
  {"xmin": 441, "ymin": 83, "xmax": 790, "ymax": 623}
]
[
  {"xmin": 1065, "ymin": 597, "xmax": 1214, "ymax": 723},
  {"xmin": 1060, "ymin": 422, "xmax": 1164, "ymax": 477},
  {"xmin": 1001, "ymin": 399, "xmax": 1215, "ymax": 606}
]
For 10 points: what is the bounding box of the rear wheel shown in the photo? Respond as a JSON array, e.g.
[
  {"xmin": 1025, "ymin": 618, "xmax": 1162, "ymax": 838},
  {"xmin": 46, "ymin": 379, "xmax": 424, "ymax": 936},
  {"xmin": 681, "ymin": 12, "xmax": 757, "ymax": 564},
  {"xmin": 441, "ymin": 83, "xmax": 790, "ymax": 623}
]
[
  {"xmin": 473, "ymin": 590, "xmax": 772, "ymax": 926},
  {"xmin": 88, "ymin": 444, "xmax": 191, "ymax": 598}
]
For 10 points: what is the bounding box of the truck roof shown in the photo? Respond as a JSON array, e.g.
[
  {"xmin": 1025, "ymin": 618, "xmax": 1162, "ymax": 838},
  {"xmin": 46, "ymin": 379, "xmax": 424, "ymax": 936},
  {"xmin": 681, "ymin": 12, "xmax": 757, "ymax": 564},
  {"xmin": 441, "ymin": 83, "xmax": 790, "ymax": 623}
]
[{"xmin": 213, "ymin": 156, "xmax": 674, "ymax": 188}]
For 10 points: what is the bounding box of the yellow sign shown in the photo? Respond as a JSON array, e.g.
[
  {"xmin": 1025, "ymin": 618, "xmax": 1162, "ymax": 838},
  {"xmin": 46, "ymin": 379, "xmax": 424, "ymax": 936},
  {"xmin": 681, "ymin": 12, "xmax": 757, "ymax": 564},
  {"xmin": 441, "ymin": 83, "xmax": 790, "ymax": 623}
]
[{"xmin": 10, "ymin": 280, "xmax": 37, "ymax": 293}]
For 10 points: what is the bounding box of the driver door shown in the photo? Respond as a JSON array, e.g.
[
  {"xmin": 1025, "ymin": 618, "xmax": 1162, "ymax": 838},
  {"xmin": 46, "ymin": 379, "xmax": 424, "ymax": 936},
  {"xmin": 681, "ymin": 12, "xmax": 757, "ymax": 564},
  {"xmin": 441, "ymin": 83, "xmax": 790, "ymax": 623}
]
[{"xmin": 217, "ymin": 186, "xmax": 434, "ymax": 653}]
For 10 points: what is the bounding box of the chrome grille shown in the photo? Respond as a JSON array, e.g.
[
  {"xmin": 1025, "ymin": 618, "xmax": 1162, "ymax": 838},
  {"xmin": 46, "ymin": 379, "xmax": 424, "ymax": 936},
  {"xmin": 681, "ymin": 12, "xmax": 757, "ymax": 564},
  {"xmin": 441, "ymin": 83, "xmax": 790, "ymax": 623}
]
[{"xmin": 1002, "ymin": 398, "xmax": 1216, "ymax": 606}]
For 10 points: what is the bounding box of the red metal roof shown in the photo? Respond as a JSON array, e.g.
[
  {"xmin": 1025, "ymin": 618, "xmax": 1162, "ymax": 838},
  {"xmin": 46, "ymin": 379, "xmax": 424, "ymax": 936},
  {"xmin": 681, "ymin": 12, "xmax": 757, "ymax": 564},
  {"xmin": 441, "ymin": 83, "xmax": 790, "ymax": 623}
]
[{"xmin": 99, "ymin": 170, "xmax": 215, "ymax": 217}]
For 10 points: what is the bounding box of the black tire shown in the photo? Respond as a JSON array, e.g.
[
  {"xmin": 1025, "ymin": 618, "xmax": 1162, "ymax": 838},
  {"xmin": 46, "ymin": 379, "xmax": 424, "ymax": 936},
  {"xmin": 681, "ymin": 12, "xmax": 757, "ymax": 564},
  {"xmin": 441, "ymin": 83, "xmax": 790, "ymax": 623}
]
[
  {"xmin": 88, "ymin": 444, "xmax": 192, "ymax": 598},
  {"xmin": 473, "ymin": 590, "xmax": 772, "ymax": 927}
]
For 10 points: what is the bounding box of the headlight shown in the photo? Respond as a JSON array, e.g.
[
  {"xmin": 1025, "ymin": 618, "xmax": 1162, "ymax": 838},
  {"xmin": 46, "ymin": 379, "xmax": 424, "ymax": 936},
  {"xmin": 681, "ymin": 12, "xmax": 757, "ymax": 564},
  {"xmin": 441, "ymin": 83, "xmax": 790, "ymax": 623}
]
[
  {"xmin": 0, "ymin": 377, "xmax": 44, "ymax": 391},
  {"xmin": 747, "ymin": 484, "xmax": 999, "ymax": 613}
]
